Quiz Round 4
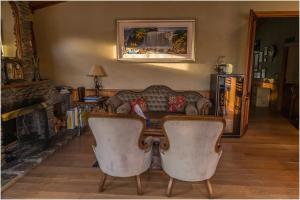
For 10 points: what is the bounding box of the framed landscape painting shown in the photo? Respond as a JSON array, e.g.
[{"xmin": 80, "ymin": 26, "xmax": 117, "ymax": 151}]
[{"xmin": 116, "ymin": 20, "xmax": 195, "ymax": 62}]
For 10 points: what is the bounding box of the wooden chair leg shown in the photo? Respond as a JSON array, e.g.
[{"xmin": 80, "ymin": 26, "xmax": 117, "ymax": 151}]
[
  {"xmin": 147, "ymin": 168, "xmax": 151, "ymax": 179},
  {"xmin": 98, "ymin": 173, "xmax": 107, "ymax": 192},
  {"xmin": 136, "ymin": 175, "xmax": 143, "ymax": 195},
  {"xmin": 205, "ymin": 179, "xmax": 213, "ymax": 199},
  {"xmin": 166, "ymin": 177, "xmax": 174, "ymax": 197}
]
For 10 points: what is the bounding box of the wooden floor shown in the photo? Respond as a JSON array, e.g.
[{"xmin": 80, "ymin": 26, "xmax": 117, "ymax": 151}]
[{"xmin": 2, "ymin": 109, "xmax": 299, "ymax": 199}]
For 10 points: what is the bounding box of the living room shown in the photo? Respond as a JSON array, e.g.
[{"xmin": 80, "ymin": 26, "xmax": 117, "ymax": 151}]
[{"xmin": 1, "ymin": 1, "xmax": 299, "ymax": 199}]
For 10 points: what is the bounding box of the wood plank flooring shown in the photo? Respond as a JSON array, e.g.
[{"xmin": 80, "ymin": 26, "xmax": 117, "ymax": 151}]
[{"xmin": 2, "ymin": 109, "xmax": 299, "ymax": 199}]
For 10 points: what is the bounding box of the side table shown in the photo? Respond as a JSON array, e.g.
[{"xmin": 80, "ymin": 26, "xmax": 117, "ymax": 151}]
[{"xmin": 73, "ymin": 96, "xmax": 110, "ymax": 135}]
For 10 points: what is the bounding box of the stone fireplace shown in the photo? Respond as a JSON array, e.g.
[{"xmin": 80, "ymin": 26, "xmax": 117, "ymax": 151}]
[
  {"xmin": 1, "ymin": 80, "xmax": 71, "ymax": 165},
  {"xmin": 2, "ymin": 102, "xmax": 49, "ymax": 165},
  {"xmin": 1, "ymin": 80, "xmax": 75, "ymax": 187},
  {"xmin": 1, "ymin": 1, "xmax": 76, "ymax": 188}
]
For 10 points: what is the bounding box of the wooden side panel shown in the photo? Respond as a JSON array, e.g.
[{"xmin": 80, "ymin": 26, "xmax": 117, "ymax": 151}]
[{"xmin": 241, "ymin": 10, "xmax": 257, "ymax": 135}]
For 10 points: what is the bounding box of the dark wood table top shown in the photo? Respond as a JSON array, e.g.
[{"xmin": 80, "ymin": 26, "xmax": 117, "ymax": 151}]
[{"xmin": 143, "ymin": 118, "xmax": 164, "ymax": 137}]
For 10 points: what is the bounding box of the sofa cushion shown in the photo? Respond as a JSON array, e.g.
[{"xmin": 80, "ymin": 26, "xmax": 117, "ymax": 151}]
[
  {"xmin": 106, "ymin": 96, "xmax": 123, "ymax": 112},
  {"xmin": 168, "ymin": 95, "xmax": 186, "ymax": 112},
  {"xmin": 185, "ymin": 103, "xmax": 198, "ymax": 115},
  {"xmin": 130, "ymin": 98, "xmax": 148, "ymax": 113},
  {"xmin": 116, "ymin": 102, "xmax": 131, "ymax": 114},
  {"xmin": 196, "ymin": 98, "xmax": 212, "ymax": 115}
]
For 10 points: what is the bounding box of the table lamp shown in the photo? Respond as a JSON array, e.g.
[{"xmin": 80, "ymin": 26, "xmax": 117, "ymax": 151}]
[{"xmin": 88, "ymin": 65, "xmax": 106, "ymax": 96}]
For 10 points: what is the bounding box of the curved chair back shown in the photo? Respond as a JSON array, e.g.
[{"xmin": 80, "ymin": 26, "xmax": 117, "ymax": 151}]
[
  {"xmin": 88, "ymin": 113, "xmax": 152, "ymax": 177},
  {"xmin": 161, "ymin": 115, "xmax": 225, "ymax": 182}
]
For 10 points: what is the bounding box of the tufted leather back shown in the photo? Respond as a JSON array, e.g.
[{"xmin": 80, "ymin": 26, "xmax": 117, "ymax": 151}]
[{"xmin": 116, "ymin": 85, "xmax": 204, "ymax": 111}]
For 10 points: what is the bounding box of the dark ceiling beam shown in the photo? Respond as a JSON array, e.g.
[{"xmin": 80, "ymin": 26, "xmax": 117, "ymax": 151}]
[{"xmin": 29, "ymin": 1, "xmax": 65, "ymax": 11}]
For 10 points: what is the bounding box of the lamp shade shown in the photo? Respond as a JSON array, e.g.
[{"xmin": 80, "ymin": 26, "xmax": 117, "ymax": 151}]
[{"xmin": 88, "ymin": 65, "xmax": 106, "ymax": 77}]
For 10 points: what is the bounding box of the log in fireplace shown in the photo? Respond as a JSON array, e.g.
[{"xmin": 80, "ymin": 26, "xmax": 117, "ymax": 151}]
[{"xmin": 1, "ymin": 102, "xmax": 50, "ymax": 165}]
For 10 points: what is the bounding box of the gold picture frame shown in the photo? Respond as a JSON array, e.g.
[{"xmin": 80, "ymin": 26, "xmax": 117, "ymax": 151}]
[{"xmin": 116, "ymin": 19, "xmax": 196, "ymax": 62}]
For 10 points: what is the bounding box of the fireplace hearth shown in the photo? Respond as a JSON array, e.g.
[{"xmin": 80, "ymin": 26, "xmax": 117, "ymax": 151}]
[
  {"xmin": 2, "ymin": 102, "xmax": 50, "ymax": 165},
  {"xmin": 1, "ymin": 80, "xmax": 74, "ymax": 188}
]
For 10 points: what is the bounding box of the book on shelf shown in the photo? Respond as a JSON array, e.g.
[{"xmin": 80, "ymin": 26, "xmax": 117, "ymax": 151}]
[
  {"xmin": 74, "ymin": 107, "xmax": 79, "ymax": 127},
  {"xmin": 66, "ymin": 110, "xmax": 75, "ymax": 129},
  {"xmin": 83, "ymin": 100, "xmax": 98, "ymax": 103},
  {"xmin": 66, "ymin": 107, "xmax": 88, "ymax": 129},
  {"xmin": 83, "ymin": 96, "xmax": 101, "ymax": 103}
]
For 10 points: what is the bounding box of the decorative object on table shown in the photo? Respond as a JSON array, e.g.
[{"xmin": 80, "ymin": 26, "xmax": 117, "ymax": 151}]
[
  {"xmin": 77, "ymin": 87, "xmax": 85, "ymax": 102},
  {"xmin": 1, "ymin": 59, "xmax": 8, "ymax": 85},
  {"xmin": 215, "ymin": 56, "xmax": 226, "ymax": 74},
  {"xmin": 88, "ymin": 65, "xmax": 106, "ymax": 96},
  {"xmin": 116, "ymin": 19, "xmax": 195, "ymax": 62},
  {"xmin": 225, "ymin": 64, "xmax": 233, "ymax": 74},
  {"xmin": 55, "ymin": 85, "xmax": 72, "ymax": 94},
  {"xmin": 2, "ymin": 57, "xmax": 24, "ymax": 83},
  {"xmin": 32, "ymin": 56, "xmax": 41, "ymax": 81},
  {"xmin": 215, "ymin": 56, "xmax": 233, "ymax": 74}
]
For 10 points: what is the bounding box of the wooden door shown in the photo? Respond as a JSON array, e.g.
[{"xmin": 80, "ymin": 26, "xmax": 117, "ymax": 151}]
[{"xmin": 241, "ymin": 10, "xmax": 257, "ymax": 135}]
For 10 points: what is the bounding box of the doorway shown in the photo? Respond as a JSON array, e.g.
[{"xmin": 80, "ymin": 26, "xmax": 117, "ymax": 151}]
[
  {"xmin": 242, "ymin": 11, "xmax": 299, "ymax": 133},
  {"xmin": 251, "ymin": 17, "xmax": 299, "ymax": 127}
]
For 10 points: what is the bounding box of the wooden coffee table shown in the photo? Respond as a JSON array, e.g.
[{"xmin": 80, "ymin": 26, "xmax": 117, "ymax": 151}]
[{"xmin": 143, "ymin": 118, "xmax": 164, "ymax": 137}]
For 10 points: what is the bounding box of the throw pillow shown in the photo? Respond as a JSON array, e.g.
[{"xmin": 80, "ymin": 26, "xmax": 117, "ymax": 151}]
[
  {"xmin": 130, "ymin": 98, "xmax": 148, "ymax": 113},
  {"xmin": 168, "ymin": 95, "xmax": 186, "ymax": 112},
  {"xmin": 106, "ymin": 96, "xmax": 123, "ymax": 112},
  {"xmin": 197, "ymin": 98, "xmax": 212, "ymax": 115},
  {"xmin": 185, "ymin": 103, "xmax": 198, "ymax": 115},
  {"xmin": 116, "ymin": 102, "xmax": 131, "ymax": 114}
]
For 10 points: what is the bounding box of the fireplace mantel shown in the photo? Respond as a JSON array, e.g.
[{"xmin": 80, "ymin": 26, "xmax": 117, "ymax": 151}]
[
  {"xmin": 1, "ymin": 102, "xmax": 48, "ymax": 122},
  {"xmin": 1, "ymin": 80, "xmax": 50, "ymax": 89}
]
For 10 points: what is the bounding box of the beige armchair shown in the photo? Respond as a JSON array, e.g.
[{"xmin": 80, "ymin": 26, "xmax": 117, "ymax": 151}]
[
  {"xmin": 88, "ymin": 113, "xmax": 152, "ymax": 195},
  {"xmin": 160, "ymin": 115, "xmax": 225, "ymax": 198}
]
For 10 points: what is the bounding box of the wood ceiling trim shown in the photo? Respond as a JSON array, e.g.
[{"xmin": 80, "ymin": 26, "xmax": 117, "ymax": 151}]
[{"xmin": 29, "ymin": 1, "xmax": 65, "ymax": 11}]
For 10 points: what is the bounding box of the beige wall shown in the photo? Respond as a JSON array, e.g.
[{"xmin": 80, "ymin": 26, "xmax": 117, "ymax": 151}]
[{"xmin": 33, "ymin": 1, "xmax": 298, "ymax": 90}]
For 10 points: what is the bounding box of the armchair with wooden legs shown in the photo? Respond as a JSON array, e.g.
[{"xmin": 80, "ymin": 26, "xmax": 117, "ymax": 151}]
[
  {"xmin": 160, "ymin": 115, "xmax": 225, "ymax": 198},
  {"xmin": 88, "ymin": 113, "xmax": 153, "ymax": 195}
]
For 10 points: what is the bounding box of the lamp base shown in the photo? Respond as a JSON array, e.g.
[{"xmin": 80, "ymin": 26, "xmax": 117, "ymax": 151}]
[{"xmin": 94, "ymin": 76, "xmax": 102, "ymax": 97}]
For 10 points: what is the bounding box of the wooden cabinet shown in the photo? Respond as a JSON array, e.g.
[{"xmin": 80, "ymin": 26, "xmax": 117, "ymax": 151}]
[{"xmin": 210, "ymin": 74, "xmax": 244, "ymax": 137}]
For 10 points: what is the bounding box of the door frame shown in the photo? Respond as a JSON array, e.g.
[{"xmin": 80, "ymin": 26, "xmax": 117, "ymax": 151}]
[{"xmin": 241, "ymin": 10, "xmax": 299, "ymax": 135}]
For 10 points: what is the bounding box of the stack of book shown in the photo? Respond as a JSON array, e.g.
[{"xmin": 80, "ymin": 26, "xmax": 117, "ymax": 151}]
[
  {"xmin": 83, "ymin": 96, "xmax": 99, "ymax": 103},
  {"xmin": 66, "ymin": 107, "xmax": 88, "ymax": 129},
  {"xmin": 67, "ymin": 107, "xmax": 78, "ymax": 129}
]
